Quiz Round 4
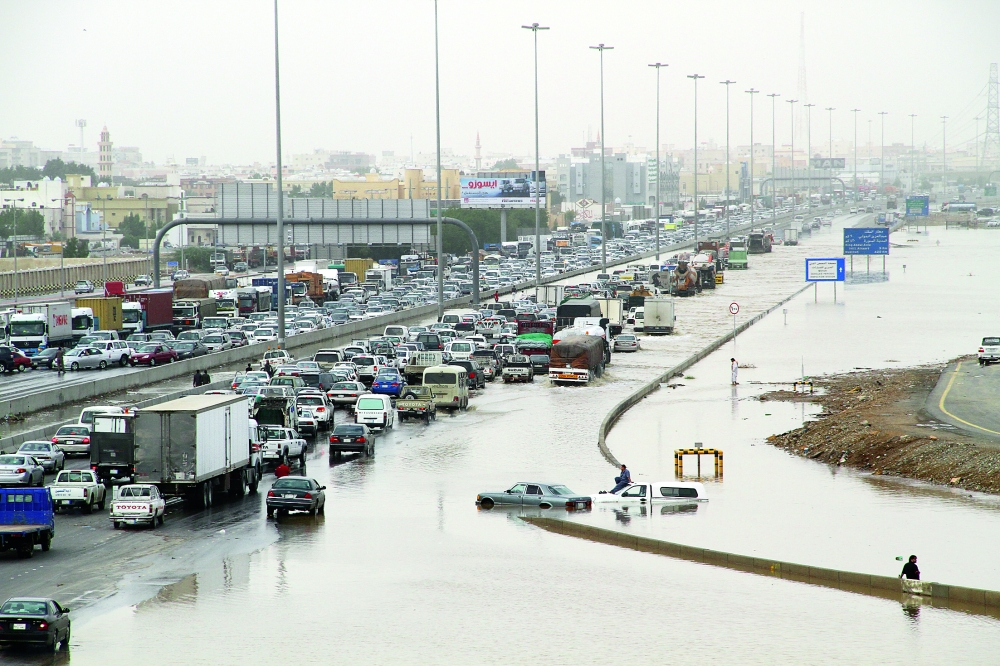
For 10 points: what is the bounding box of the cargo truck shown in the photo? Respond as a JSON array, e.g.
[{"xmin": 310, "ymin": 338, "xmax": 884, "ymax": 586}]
[
  {"xmin": 172, "ymin": 298, "xmax": 217, "ymax": 332},
  {"xmin": 643, "ymin": 298, "xmax": 676, "ymax": 335},
  {"xmin": 70, "ymin": 307, "xmax": 94, "ymax": 341},
  {"xmin": 122, "ymin": 289, "xmax": 173, "ymax": 334},
  {"xmin": 173, "ymin": 277, "xmax": 226, "ymax": 300},
  {"xmin": 784, "ymin": 228, "xmax": 799, "ymax": 246},
  {"xmin": 748, "ymin": 232, "xmax": 771, "ymax": 254},
  {"xmin": 134, "ymin": 394, "xmax": 262, "ymax": 509},
  {"xmin": 0, "ymin": 487, "xmax": 55, "ymax": 558},
  {"xmin": 595, "ymin": 298, "xmax": 624, "ymax": 336},
  {"xmin": 364, "ymin": 266, "xmax": 393, "ymax": 292},
  {"xmin": 556, "ymin": 297, "xmax": 602, "ymax": 330},
  {"xmin": 671, "ymin": 261, "xmax": 699, "ymax": 297},
  {"xmin": 251, "ymin": 277, "xmax": 294, "ymax": 306},
  {"xmin": 727, "ymin": 237, "xmax": 748, "ymax": 269},
  {"xmin": 211, "ymin": 289, "xmax": 239, "ymax": 316},
  {"xmin": 74, "ymin": 297, "xmax": 123, "ymax": 333},
  {"xmin": 285, "ymin": 272, "xmax": 326, "ymax": 304},
  {"xmin": 344, "ymin": 258, "xmax": 374, "ymax": 283},
  {"xmin": 548, "ymin": 335, "xmax": 606, "ymax": 384},
  {"xmin": 9, "ymin": 302, "xmax": 73, "ymax": 355},
  {"xmin": 238, "ymin": 286, "xmax": 272, "ymax": 315},
  {"xmin": 404, "ymin": 351, "xmax": 445, "ymax": 386},
  {"xmin": 535, "ymin": 284, "xmax": 565, "ymax": 307}
]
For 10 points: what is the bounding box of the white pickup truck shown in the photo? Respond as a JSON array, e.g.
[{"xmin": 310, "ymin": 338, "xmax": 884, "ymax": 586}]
[
  {"xmin": 592, "ymin": 481, "xmax": 707, "ymax": 505},
  {"xmin": 259, "ymin": 425, "xmax": 307, "ymax": 466},
  {"xmin": 50, "ymin": 469, "xmax": 106, "ymax": 513},
  {"xmin": 110, "ymin": 484, "xmax": 166, "ymax": 529}
]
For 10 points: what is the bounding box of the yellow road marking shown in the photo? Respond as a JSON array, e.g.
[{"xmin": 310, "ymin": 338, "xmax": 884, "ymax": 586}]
[{"xmin": 937, "ymin": 361, "xmax": 1000, "ymax": 436}]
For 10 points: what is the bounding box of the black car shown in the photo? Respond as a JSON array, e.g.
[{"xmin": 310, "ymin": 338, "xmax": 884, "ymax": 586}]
[
  {"xmin": 416, "ymin": 333, "xmax": 443, "ymax": 351},
  {"xmin": 0, "ymin": 597, "xmax": 71, "ymax": 650},
  {"xmin": 299, "ymin": 372, "xmax": 335, "ymax": 392},
  {"xmin": 529, "ymin": 354, "xmax": 550, "ymax": 374},
  {"xmin": 168, "ymin": 341, "xmax": 209, "ymax": 360},
  {"xmin": 448, "ymin": 359, "xmax": 486, "ymax": 390},
  {"xmin": 30, "ymin": 348, "xmax": 60, "ymax": 370},
  {"xmin": 265, "ymin": 476, "xmax": 326, "ymax": 518},
  {"xmin": 329, "ymin": 424, "xmax": 374, "ymax": 456}
]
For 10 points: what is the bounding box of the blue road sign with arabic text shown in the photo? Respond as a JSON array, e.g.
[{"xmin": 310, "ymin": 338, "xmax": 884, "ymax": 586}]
[
  {"xmin": 805, "ymin": 258, "xmax": 846, "ymax": 282},
  {"xmin": 843, "ymin": 227, "xmax": 889, "ymax": 255}
]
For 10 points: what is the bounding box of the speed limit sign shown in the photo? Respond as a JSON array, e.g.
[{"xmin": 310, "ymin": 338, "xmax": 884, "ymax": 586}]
[{"xmin": 729, "ymin": 302, "xmax": 740, "ymax": 315}]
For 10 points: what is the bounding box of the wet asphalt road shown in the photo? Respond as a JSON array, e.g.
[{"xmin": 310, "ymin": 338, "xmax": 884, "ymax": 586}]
[{"xmin": 7, "ymin": 216, "xmax": 1000, "ymax": 664}]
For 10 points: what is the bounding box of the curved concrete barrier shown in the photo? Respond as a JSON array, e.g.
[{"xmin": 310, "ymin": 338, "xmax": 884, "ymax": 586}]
[
  {"xmin": 524, "ymin": 517, "xmax": 1000, "ymax": 619},
  {"xmin": 596, "ymin": 284, "xmax": 812, "ymax": 467}
]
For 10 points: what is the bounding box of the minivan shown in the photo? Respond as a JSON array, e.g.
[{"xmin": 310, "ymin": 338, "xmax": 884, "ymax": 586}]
[
  {"xmin": 416, "ymin": 333, "xmax": 443, "ymax": 352},
  {"xmin": 384, "ymin": 325, "xmax": 408, "ymax": 339},
  {"xmin": 353, "ymin": 393, "xmax": 395, "ymax": 430},
  {"xmin": 422, "ymin": 365, "xmax": 469, "ymax": 411}
]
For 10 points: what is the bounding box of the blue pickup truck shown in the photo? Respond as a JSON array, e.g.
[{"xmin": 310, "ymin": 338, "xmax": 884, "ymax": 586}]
[{"xmin": 0, "ymin": 488, "xmax": 55, "ymax": 558}]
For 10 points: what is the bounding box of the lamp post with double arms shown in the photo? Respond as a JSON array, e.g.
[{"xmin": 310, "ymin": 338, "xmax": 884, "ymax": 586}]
[
  {"xmin": 688, "ymin": 74, "xmax": 705, "ymax": 244},
  {"xmin": 522, "ymin": 22, "xmax": 549, "ymax": 288},
  {"xmin": 852, "ymin": 109, "xmax": 861, "ymax": 203},
  {"xmin": 768, "ymin": 93, "xmax": 780, "ymax": 222},
  {"xmin": 787, "ymin": 99, "xmax": 797, "ymax": 207},
  {"xmin": 720, "ymin": 79, "xmax": 736, "ymax": 239},
  {"xmin": 746, "ymin": 88, "xmax": 759, "ymax": 230},
  {"xmin": 878, "ymin": 111, "xmax": 887, "ymax": 195},
  {"xmin": 5, "ymin": 197, "xmax": 24, "ymax": 302},
  {"xmin": 590, "ymin": 43, "xmax": 613, "ymax": 271},
  {"xmin": 650, "ymin": 62, "xmax": 668, "ymax": 259},
  {"xmin": 804, "ymin": 103, "xmax": 814, "ymax": 209}
]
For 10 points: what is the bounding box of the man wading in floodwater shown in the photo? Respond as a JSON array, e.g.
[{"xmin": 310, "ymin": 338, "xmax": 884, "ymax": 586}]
[
  {"xmin": 900, "ymin": 555, "xmax": 920, "ymax": 580},
  {"xmin": 731, "ymin": 358, "xmax": 739, "ymax": 385}
]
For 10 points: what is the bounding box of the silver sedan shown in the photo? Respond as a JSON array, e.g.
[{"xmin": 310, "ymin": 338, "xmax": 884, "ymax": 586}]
[
  {"xmin": 64, "ymin": 347, "xmax": 111, "ymax": 370},
  {"xmin": 0, "ymin": 454, "xmax": 45, "ymax": 486},
  {"xmin": 16, "ymin": 441, "xmax": 65, "ymax": 473}
]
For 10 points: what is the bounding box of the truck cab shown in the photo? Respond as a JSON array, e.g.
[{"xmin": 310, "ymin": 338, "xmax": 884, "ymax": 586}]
[{"xmin": 258, "ymin": 425, "xmax": 306, "ymax": 466}]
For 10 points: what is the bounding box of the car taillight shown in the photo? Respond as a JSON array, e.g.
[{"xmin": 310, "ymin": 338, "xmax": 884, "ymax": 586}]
[
  {"xmin": 148, "ymin": 505, "xmax": 153, "ymax": 514},
  {"xmin": 330, "ymin": 436, "xmax": 340, "ymax": 443},
  {"xmin": 350, "ymin": 393, "xmax": 357, "ymax": 397},
  {"xmin": 470, "ymin": 373, "xmax": 476, "ymax": 378},
  {"xmin": 15, "ymin": 468, "xmax": 25, "ymax": 473},
  {"xmin": 91, "ymin": 464, "xmax": 98, "ymax": 470},
  {"xmin": 303, "ymin": 492, "xmax": 312, "ymax": 499},
  {"xmin": 357, "ymin": 437, "xmax": 366, "ymax": 443},
  {"xmin": 980, "ymin": 347, "xmax": 985, "ymax": 353},
  {"xmin": 453, "ymin": 396, "xmax": 459, "ymax": 401},
  {"xmin": 316, "ymin": 407, "xmax": 325, "ymax": 412},
  {"xmin": 83, "ymin": 437, "xmax": 90, "ymax": 444},
  {"xmin": 37, "ymin": 622, "xmax": 48, "ymax": 630},
  {"xmin": 51, "ymin": 437, "xmax": 58, "ymax": 443},
  {"xmin": 267, "ymin": 490, "xmax": 275, "ymax": 497}
]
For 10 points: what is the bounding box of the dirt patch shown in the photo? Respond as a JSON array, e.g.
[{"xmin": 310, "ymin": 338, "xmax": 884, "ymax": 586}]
[{"xmin": 761, "ymin": 358, "xmax": 1000, "ymax": 495}]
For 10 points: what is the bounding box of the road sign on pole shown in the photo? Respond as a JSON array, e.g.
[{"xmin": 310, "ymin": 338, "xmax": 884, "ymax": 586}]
[
  {"xmin": 729, "ymin": 302, "xmax": 739, "ymax": 315},
  {"xmin": 805, "ymin": 258, "xmax": 846, "ymax": 282}
]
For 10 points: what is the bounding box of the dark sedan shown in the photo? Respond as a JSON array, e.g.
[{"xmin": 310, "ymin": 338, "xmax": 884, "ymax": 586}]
[
  {"xmin": 448, "ymin": 359, "xmax": 486, "ymax": 390},
  {"xmin": 168, "ymin": 341, "xmax": 209, "ymax": 360},
  {"xmin": 30, "ymin": 348, "xmax": 60, "ymax": 370},
  {"xmin": 0, "ymin": 597, "xmax": 71, "ymax": 650},
  {"xmin": 529, "ymin": 354, "xmax": 550, "ymax": 374},
  {"xmin": 476, "ymin": 482, "xmax": 592, "ymax": 511},
  {"xmin": 266, "ymin": 476, "xmax": 326, "ymax": 517},
  {"xmin": 129, "ymin": 344, "xmax": 178, "ymax": 366}
]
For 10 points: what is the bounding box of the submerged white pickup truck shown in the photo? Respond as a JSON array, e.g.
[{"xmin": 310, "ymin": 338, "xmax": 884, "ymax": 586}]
[
  {"xmin": 592, "ymin": 481, "xmax": 707, "ymax": 505},
  {"xmin": 259, "ymin": 425, "xmax": 307, "ymax": 466},
  {"xmin": 50, "ymin": 469, "xmax": 107, "ymax": 513}
]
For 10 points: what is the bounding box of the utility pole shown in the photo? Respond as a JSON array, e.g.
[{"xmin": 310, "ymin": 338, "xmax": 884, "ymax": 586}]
[
  {"xmin": 878, "ymin": 111, "xmax": 888, "ymax": 195},
  {"xmin": 787, "ymin": 99, "xmax": 798, "ymax": 207},
  {"xmin": 434, "ymin": 0, "xmax": 444, "ymax": 319},
  {"xmin": 768, "ymin": 93, "xmax": 780, "ymax": 222},
  {"xmin": 941, "ymin": 115, "xmax": 948, "ymax": 199},
  {"xmin": 851, "ymin": 108, "xmax": 861, "ymax": 203},
  {"xmin": 273, "ymin": 0, "xmax": 286, "ymax": 345},
  {"xmin": 804, "ymin": 103, "xmax": 814, "ymax": 208},
  {"xmin": 720, "ymin": 79, "xmax": 736, "ymax": 239},
  {"xmin": 590, "ymin": 44, "xmax": 613, "ymax": 272},
  {"xmin": 650, "ymin": 63, "xmax": 668, "ymax": 259},
  {"xmin": 910, "ymin": 114, "xmax": 917, "ymax": 192},
  {"xmin": 689, "ymin": 74, "xmax": 705, "ymax": 244},
  {"xmin": 746, "ymin": 88, "xmax": 759, "ymax": 230},
  {"xmin": 522, "ymin": 22, "xmax": 549, "ymax": 288},
  {"xmin": 826, "ymin": 107, "xmax": 835, "ymax": 158}
]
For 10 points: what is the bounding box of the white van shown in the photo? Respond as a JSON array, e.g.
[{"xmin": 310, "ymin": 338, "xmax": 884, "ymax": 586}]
[
  {"xmin": 384, "ymin": 325, "xmax": 409, "ymax": 339},
  {"xmin": 79, "ymin": 405, "xmax": 126, "ymax": 428},
  {"xmin": 354, "ymin": 393, "xmax": 395, "ymax": 430},
  {"xmin": 445, "ymin": 340, "xmax": 475, "ymax": 360},
  {"xmin": 423, "ymin": 365, "xmax": 469, "ymax": 411}
]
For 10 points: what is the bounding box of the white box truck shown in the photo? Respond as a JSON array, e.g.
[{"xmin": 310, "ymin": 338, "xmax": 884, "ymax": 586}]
[
  {"xmin": 535, "ymin": 284, "xmax": 565, "ymax": 308},
  {"xmin": 134, "ymin": 394, "xmax": 260, "ymax": 509},
  {"xmin": 643, "ymin": 298, "xmax": 676, "ymax": 335},
  {"xmin": 9, "ymin": 302, "xmax": 73, "ymax": 355},
  {"xmin": 595, "ymin": 298, "xmax": 624, "ymax": 336}
]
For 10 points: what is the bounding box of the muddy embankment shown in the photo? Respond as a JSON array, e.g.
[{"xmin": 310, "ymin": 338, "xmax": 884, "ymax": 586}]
[{"xmin": 761, "ymin": 359, "xmax": 1000, "ymax": 494}]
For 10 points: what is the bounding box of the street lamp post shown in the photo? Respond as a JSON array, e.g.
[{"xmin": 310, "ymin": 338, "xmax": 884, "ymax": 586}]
[
  {"xmin": 746, "ymin": 88, "xmax": 759, "ymax": 230},
  {"xmin": 434, "ymin": 0, "xmax": 445, "ymax": 318},
  {"xmin": 50, "ymin": 198, "xmax": 67, "ymax": 296},
  {"xmin": 851, "ymin": 109, "xmax": 861, "ymax": 203},
  {"xmin": 688, "ymin": 74, "xmax": 705, "ymax": 244},
  {"xmin": 650, "ymin": 62, "xmax": 668, "ymax": 259},
  {"xmin": 142, "ymin": 193, "xmax": 150, "ymax": 275},
  {"xmin": 909, "ymin": 114, "xmax": 917, "ymax": 192},
  {"xmin": 878, "ymin": 112, "xmax": 887, "ymax": 195},
  {"xmin": 6, "ymin": 197, "xmax": 24, "ymax": 302},
  {"xmin": 101, "ymin": 194, "xmax": 112, "ymax": 286},
  {"xmin": 273, "ymin": 0, "xmax": 287, "ymax": 345},
  {"xmin": 826, "ymin": 107, "xmax": 835, "ymax": 158},
  {"xmin": 720, "ymin": 79, "xmax": 736, "ymax": 239},
  {"xmin": 522, "ymin": 22, "xmax": 549, "ymax": 288},
  {"xmin": 804, "ymin": 103, "xmax": 814, "ymax": 208},
  {"xmin": 768, "ymin": 93, "xmax": 780, "ymax": 222},
  {"xmin": 787, "ymin": 99, "xmax": 797, "ymax": 208},
  {"xmin": 941, "ymin": 115, "xmax": 948, "ymax": 199},
  {"xmin": 590, "ymin": 43, "xmax": 613, "ymax": 271}
]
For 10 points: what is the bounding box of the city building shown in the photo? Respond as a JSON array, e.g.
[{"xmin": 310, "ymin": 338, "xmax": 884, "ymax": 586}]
[
  {"xmin": 98, "ymin": 126, "xmax": 113, "ymax": 181},
  {"xmin": 0, "ymin": 178, "xmax": 70, "ymax": 237}
]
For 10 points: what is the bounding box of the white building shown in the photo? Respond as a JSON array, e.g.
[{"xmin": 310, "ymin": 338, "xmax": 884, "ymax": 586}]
[{"xmin": 0, "ymin": 177, "xmax": 70, "ymax": 237}]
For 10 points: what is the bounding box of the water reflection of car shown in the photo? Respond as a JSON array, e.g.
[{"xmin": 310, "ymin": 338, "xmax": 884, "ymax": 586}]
[
  {"xmin": 0, "ymin": 597, "xmax": 72, "ymax": 650},
  {"xmin": 266, "ymin": 476, "xmax": 326, "ymax": 518},
  {"xmin": 476, "ymin": 482, "xmax": 592, "ymax": 511}
]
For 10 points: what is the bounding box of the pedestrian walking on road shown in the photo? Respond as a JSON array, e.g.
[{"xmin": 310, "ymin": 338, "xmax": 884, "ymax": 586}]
[
  {"xmin": 274, "ymin": 462, "xmax": 291, "ymax": 478},
  {"xmin": 245, "ymin": 362, "xmax": 253, "ymax": 373},
  {"xmin": 899, "ymin": 555, "xmax": 920, "ymax": 580},
  {"xmin": 202, "ymin": 370, "xmax": 211, "ymax": 385},
  {"xmin": 610, "ymin": 464, "xmax": 632, "ymax": 494},
  {"xmin": 193, "ymin": 370, "xmax": 202, "ymax": 387},
  {"xmin": 731, "ymin": 358, "xmax": 739, "ymax": 385}
]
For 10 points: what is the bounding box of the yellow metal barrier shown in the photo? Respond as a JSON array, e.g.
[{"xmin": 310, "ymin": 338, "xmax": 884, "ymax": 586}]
[{"xmin": 674, "ymin": 448, "xmax": 723, "ymax": 478}]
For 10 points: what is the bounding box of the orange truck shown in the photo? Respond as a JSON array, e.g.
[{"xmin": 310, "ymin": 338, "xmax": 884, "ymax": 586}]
[{"xmin": 284, "ymin": 272, "xmax": 325, "ymax": 304}]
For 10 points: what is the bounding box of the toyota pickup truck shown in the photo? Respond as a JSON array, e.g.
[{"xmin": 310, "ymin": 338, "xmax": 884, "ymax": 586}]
[
  {"xmin": 110, "ymin": 484, "xmax": 165, "ymax": 529},
  {"xmin": 50, "ymin": 470, "xmax": 106, "ymax": 513},
  {"xmin": 259, "ymin": 425, "xmax": 307, "ymax": 466},
  {"xmin": 501, "ymin": 354, "xmax": 534, "ymax": 383},
  {"xmin": 396, "ymin": 386, "xmax": 437, "ymax": 424}
]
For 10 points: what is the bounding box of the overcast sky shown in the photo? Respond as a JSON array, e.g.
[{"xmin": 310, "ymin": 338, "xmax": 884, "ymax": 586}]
[{"xmin": 2, "ymin": 1, "xmax": 997, "ymax": 165}]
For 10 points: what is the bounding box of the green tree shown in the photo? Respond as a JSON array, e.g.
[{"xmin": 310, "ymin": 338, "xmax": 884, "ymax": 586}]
[
  {"xmin": 64, "ymin": 237, "xmax": 89, "ymax": 258},
  {"xmin": 120, "ymin": 235, "xmax": 140, "ymax": 249},
  {"xmin": 0, "ymin": 165, "xmax": 42, "ymax": 186},
  {"xmin": 564, "ymin": 210, "xmax": 576, "ymax": 223},
  {"xmin": 289, "ymin": 184, "xmax": 305, "ymax": 198},
  {"xmin": 42, "ymin": 158, "xmax": 99, "ymax": 182},
  {"xmin": 491, "ymin": 158, "xmax": 520, "ymax": 170},
  {"xmin": 0, "ymin": 209, "xmax": 44, "ymax": 238},
  {"xmin": 167, "ymin": 246, "xmax": 214, "ymax": 273},
  {"xmin": 118, "ymin": 212, "xmax": 145, "ymax": 238},
  {"xmin": 308, "ymin": 181, "xmax": 333, "ymax": 198}
]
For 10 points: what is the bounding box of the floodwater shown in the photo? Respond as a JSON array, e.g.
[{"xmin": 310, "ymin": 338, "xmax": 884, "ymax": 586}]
[
  {"xmin": 598, "ymin": 223, "xmax": 1000, "ymax": 590},
  {"xmin": 10, "ymin": 219, "xmax": 1000, "ymax": 665}
]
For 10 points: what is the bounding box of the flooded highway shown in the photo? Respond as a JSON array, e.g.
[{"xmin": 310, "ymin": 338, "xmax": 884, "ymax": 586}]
[{"xmin": 5, "ymin": 218, "xmax": 1000, "ymax": 664}]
